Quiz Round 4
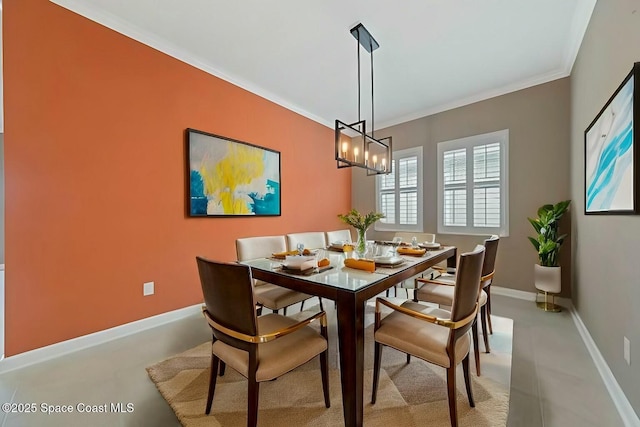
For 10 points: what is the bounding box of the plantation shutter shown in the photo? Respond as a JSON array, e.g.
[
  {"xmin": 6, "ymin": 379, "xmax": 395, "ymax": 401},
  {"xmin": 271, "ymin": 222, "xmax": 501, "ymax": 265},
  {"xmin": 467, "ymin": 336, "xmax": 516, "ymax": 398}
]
[
  {"xmin": 398, "ymin": 156, "xmax": 418, "ymax": 225},
  {"xmin": 443, "ymin": 148, "xmax": 467, "ymax": 226},
  {"xmin": 379, "ymin": 161, "xmax": 396, "ymax": 224},
  {"xmin": 376, "ymin": 146, "xmax": 423, "ymax": 232},
  {"xmin": 437, "ymin": 129, "xmax": 508, "ymax": 236},
  {"xmin": 473, "ymin": 142, "xmax": 501, "ymax": 227}
]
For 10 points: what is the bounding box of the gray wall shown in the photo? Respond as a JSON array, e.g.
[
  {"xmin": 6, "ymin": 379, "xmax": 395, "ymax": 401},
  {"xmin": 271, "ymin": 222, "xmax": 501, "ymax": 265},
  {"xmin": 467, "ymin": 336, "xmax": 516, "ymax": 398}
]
[
  {"xmin": 571, "ymin": 0, "xmax": 640, "ymax": 416},
  {"xmin": 352, "ymin": 78, "xmax": 572, "ymax": 295}
]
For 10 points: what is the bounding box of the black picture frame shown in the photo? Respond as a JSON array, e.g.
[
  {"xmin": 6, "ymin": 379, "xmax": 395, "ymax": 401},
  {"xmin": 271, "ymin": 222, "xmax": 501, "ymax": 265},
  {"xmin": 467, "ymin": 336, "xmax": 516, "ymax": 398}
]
[
  {"xmin": 186, "ymin": 128, "xmax": 281, "ymax": 217},
  {"xmin": 584, "ymin": 62, "xmax": 640, "ymax": 215}
]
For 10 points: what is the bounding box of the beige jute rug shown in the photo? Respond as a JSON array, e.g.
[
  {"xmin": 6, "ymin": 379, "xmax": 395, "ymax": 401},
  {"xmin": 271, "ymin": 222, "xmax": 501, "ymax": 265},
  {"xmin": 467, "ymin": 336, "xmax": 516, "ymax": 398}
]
[{"xmin": 147, "ymin": 308, "xmax": 512, "ymax": 426}]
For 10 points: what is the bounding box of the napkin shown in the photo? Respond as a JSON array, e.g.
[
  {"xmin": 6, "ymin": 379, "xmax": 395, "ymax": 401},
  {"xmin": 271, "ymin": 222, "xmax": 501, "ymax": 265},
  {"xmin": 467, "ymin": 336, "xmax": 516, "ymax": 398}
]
[
  {"xmin": 397, "ymin": 247, "xmax": 427, "ymax": 256},
  {"xmin": 343, "ymin": 258, "xmax": 376, "ymax": 272}
]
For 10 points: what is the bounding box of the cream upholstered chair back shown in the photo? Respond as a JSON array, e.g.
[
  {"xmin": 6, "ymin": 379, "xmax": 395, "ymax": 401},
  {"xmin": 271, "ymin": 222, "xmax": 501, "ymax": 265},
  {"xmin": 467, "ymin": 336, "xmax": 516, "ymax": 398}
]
[
  {"xmin": 325, "ymin": 229, "xmax": 353, "ymax": 244},
  {"xmin": 236, "ymin": 235, "xmax": 286, "ymax": 261},
  {"xmin": 286, "ymin": 232, "xmax": 327, "ymax": 250},
  {"xmin": 236, "ymin": 235, "xmax": 317, "ymax": 315}
]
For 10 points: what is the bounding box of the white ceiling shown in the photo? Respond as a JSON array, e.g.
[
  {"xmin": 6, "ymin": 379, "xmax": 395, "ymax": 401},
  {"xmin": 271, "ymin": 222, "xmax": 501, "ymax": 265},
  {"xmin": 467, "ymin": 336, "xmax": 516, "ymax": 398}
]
[{"xmin": 51, "ymin": 0, "xmax": 596, "ymax": 130}]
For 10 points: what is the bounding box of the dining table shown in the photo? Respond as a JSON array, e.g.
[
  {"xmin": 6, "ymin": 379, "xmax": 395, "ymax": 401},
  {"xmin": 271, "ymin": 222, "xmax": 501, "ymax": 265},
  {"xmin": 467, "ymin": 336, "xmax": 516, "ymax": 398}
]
[{"xmin": 239, "ymin": 245, "xmax": 457, "ymax": 427}]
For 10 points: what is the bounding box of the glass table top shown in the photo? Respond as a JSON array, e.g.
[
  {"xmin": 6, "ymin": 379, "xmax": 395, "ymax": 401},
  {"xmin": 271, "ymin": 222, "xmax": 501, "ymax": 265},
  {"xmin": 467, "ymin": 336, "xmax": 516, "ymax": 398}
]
[{"xmin": 239, "ymin": 247, "xmax": 452, "ymax": 293}]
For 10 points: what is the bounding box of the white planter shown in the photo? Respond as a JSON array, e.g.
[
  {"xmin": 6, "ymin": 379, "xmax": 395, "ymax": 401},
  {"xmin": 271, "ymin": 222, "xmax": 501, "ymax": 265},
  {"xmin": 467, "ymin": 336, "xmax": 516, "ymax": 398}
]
[{"xmin": 534, "ymin": 264, "xmax": 561, "ymax": 312}]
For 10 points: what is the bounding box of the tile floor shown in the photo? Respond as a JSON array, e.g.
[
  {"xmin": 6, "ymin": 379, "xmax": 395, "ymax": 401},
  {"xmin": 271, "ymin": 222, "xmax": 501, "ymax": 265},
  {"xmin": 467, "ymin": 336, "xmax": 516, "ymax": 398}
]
[{"xmin": 0, "ymin": 294, "xmax": 625, "ymax": 427}]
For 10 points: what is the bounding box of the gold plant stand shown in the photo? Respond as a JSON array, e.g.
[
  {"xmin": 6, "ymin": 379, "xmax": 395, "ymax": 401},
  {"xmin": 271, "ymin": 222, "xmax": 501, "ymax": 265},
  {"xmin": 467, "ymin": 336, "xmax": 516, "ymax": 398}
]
[{"xmin": 536, "ymin": 291, "xmax": 562, "ymax": 312}]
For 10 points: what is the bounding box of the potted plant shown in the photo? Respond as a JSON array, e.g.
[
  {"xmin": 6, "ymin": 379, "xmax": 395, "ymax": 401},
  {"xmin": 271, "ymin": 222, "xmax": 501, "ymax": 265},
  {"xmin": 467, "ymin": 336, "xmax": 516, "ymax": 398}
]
[
  {"xmin": 527, "ymin": 200, "xmax": 571, "ymax": 311},
  {"xmin": 338, "ymin": 209, "xmax": 385, "ymax": 256}
]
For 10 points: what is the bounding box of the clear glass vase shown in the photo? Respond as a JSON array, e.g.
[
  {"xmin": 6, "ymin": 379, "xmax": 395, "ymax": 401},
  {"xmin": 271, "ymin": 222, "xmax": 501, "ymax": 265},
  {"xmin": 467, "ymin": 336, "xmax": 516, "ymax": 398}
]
[{"xmin": 355, "ymin": 228, "xmax": 367, "ymax": 258}]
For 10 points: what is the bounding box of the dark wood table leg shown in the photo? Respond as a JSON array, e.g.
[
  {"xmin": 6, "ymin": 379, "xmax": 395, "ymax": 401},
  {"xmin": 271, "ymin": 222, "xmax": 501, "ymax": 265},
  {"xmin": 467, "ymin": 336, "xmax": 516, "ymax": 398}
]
[
  {"xmin": 447, "ymin": 247, "xmax": 458, "ymax": 268},
  {"xmin": 336, "ymin": 290, "xmax": 365, "ymax": 427}
]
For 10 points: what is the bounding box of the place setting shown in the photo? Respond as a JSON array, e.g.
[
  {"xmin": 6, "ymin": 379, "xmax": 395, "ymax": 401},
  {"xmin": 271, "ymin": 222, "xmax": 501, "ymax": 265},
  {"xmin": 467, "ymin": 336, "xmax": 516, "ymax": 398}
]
[{"xmin": 273, "ymin": 246, "xmax": 334, "ymax": 276}]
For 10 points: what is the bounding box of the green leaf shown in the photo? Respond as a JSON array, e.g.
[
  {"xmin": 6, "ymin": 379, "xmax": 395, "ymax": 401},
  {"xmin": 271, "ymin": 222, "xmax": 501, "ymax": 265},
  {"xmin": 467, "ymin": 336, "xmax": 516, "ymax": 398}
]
[
  {"xmin": 338, "ymin": 209, "xmax": 385, "ymax": 231},
  {"xmin": 537, "ymin": 204, "xmax": 553, "ymax": 217},
  {"xmin": 528, "ymin": 200, "xmax": 571, "ymax": 265},
  {"xmin": 528, "ymin": 218, "xmax": 543, "ymax": 233}
]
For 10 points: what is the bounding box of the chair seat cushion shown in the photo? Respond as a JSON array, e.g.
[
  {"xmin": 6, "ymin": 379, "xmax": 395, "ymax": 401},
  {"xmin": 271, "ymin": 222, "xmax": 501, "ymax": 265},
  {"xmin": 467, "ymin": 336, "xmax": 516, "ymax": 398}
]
[
  {"xmin": 254, "ymin": 281, "xmax": 312, "ymax": 310},
  {"xmin": 416, "ymin": 280, "xmax": 486, "ymax": 307},
  {"xmin": 375, "ymin": 301, "xmax": 470, "ymax": 368},
  {"xmin": 212, "ymin": 314, "xmax": 327, "ymax": 382}
]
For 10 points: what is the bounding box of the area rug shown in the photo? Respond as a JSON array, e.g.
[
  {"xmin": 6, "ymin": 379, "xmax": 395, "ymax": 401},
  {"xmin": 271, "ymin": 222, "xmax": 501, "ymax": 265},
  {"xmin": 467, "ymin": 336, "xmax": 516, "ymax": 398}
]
[{"xmin": 147, "ymin": 309, "xmax": 512, "ymax": 427}]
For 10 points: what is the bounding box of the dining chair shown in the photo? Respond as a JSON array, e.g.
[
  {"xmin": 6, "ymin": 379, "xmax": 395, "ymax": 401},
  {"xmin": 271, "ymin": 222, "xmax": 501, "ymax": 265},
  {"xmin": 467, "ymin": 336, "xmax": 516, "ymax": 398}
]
[
  {"xmin": 371, "ymin": 245, "xmax": 485, "ymax": 427},
  {"xmin": 325, "ymin": 229, "xmax": 353, "ymax": 245},
  {"xmin": 196, "ymin": 257, "xmax": 330, "ymax": 427},
  {"xmin": 286, "ymin": 232, "xmax": 327, "ymax": 251},
  {"xmin": 236, "ymin": 236, "xmax": 321, "ymax": 315},
  {"xmin": 413, "ymin": 235, "xmax": 499, "ymax": 375}
]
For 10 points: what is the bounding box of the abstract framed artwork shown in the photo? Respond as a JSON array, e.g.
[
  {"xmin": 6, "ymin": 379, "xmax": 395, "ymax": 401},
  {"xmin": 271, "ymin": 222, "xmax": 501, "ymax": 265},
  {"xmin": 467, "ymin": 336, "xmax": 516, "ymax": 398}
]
[
  {"xmin": 187, "ymin": 128, "xmax": 281, "ymax": 217},
  {"xmin": 584, "ymin": 62, "xmax": 640, "ymax": 215}
]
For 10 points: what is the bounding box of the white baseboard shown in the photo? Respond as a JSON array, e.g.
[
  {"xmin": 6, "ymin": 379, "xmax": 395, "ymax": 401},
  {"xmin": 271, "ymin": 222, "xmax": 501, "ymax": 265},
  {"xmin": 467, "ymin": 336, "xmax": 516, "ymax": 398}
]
[
  {"xmin": 567, "ymin": 303, "xmax": 640, "ymax": 426},
  {"xmin": 0, "ymin": 303, "xmax": 203, "ymax": 374},
  {"xmin": 492, "ymin": 286, "xmax": 639, "ymax": 426},
  {"xmin": 491, "ymin": 286, "xmax": 573, "ymax": 307},
  {"xmin": 491, "ymin": 286, "xmax": 537, "ymax": 301}
]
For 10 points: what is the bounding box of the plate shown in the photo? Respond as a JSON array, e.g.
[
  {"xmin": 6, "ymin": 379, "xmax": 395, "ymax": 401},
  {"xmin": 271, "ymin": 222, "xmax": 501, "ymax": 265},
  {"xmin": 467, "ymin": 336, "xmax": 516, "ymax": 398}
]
[
  {"xmin": 373, "ymin": 256, "xmax": 405, "ymax": 266},
  {"xmin": 419, "ymin": 242, "xmax": 441, "ymax": 249},
  {"xmin": 282, "ymin": 256, "xmax": 316, "ymax": 271}
]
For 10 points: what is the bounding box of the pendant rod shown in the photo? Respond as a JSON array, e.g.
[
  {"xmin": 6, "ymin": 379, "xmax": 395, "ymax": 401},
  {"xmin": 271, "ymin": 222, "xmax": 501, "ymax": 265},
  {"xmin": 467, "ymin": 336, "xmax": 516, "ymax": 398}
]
[
  {"xmin": 357, "ymin": 34, "xmax": 361, "ymax": 122},
  {"xmin": 371, "ymin": 47, "xmax": 374, "ymax": 139}
]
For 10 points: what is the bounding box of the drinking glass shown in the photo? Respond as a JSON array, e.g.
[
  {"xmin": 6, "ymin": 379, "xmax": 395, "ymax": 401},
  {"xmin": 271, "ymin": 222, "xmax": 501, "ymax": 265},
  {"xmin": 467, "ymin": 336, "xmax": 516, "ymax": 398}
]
[{"xmin": 391, "ymin": 236, "xmax": 402, "ymax": 256}]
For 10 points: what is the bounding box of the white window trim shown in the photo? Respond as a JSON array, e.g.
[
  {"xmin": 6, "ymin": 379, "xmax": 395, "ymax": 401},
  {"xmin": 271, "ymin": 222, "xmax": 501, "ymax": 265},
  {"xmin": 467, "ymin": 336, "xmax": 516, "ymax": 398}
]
[
  {"xmin": 375, "ymin": 146, "xmax": 424, "ymax": 232},
  {"xmin": 437, "ymin": 129, "xmax": 509, "ymax": 237}
]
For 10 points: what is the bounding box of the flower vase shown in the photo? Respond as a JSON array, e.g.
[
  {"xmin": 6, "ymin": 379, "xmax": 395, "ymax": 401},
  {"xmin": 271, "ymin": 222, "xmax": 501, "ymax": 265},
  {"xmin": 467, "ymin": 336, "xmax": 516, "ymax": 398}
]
[{"xmin": 355, "ymin": 228, "xmax": 367, "ymax": 258}]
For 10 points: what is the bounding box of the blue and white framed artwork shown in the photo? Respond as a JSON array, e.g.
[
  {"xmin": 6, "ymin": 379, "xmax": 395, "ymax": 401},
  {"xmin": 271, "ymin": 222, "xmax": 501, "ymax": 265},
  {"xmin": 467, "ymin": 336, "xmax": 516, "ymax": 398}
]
[
  {"xmin": 585, "ymin": 63, "xmax": 639, "ymax": 214},
  {"xmin": 187, "ymin": 128, "xmax": 281, "ymax": 217}
]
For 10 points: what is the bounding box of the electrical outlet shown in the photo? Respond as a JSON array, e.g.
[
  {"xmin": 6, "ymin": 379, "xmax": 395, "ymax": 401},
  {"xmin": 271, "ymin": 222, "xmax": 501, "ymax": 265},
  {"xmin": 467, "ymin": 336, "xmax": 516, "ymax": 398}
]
[
  {"xmin": 143, "ymin": 281, "xmax": 155, "ymax": 296},
  {"xmin": 624, "ymin": 337, "xmax": 631, "ymax": 365}
]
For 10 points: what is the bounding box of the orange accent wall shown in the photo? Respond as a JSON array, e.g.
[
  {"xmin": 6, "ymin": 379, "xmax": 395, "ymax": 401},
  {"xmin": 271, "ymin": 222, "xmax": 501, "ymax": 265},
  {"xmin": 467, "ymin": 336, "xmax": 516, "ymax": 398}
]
[{"xmin": 3, "ymin": 1, "xmax": 351, "ymax": 356}]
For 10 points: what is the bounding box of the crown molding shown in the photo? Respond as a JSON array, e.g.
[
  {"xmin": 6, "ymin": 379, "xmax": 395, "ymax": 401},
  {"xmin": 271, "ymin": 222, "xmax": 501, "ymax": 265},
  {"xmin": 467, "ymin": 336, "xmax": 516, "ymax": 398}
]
[
  {"xmin": 49, "ymin": 0, "xmax": 595, "ymax": 136},
  {"xmin": 376, "ymin": 68, "xmax": 570, "ymax": 131},
  {"xmin": 49, "ymin": 0, "xmax": 333, "ymax": 129}
]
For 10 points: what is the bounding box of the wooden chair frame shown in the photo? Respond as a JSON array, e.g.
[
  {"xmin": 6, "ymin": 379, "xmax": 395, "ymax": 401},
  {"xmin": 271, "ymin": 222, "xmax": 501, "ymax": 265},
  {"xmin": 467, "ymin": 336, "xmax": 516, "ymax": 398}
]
[
  {"xmin": 197, "ymin": 257, "xmax": 330, "ymax": 427},
  {"xmin": 414, "ymin": 270, "xmax": 494, "ymax": 375},
  {"xmin": 203, "ymin": 308, "xmax": 330, "ymax": 426},
  {"xmin": 371, "ymin": 298, "xmax": 479, "ymax": 427}
]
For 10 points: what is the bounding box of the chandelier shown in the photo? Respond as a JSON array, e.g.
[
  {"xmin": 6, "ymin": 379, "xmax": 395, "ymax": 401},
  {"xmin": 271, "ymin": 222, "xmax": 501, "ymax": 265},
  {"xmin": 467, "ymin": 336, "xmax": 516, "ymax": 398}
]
[{"xmin": 335, "ymin": 23, "xmax": 392, "ymax": 176}]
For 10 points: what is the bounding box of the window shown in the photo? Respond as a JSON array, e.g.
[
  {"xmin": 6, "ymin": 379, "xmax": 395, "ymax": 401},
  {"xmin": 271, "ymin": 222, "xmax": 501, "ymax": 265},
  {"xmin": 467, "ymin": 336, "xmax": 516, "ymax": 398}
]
[
  {"xmin": 375, "ymin": 146, "xmax": 423, "ymax": 232},
  {"xmin": 437, "ymin": 130, "xmax": 509, "ymax": 236}
]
